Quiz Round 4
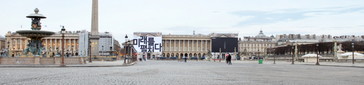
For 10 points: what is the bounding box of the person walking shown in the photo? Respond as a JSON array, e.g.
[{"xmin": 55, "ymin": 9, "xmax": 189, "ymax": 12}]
[
  {"xmin": 226, "ymin": 54, "xmax": 232, "ymax": 65},
  {"xmin": 225, "ymin": 54, "xmax": 229, "ymax": 64},
  {"xmin": 183, "ymin": 55, "xmax": 187, "ymax": 62}
]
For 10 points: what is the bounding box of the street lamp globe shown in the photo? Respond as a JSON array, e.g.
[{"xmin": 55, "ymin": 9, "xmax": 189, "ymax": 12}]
[{"xmin": 61, "ymin": 26, "xmax": 66, "ymax": 34}]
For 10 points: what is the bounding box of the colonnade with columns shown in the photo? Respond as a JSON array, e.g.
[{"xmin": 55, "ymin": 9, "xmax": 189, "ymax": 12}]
[
  {"xmin": 239, "ymin": 41, "xmax": 276, "ymax": 56},
  {"xmin": 162, "ymin": 37, "xmax": 211, "ymax": 59},
  {"xmin": 6, "ymin": 37, "xmax": 28, "ymax": 57},
  {"xmin": 5, "ymin": 33, "xmax": 80, "ymax": 57},
  {"xmin": 42, "ymin": 38, "xmax": 79, "ymax": 57}
]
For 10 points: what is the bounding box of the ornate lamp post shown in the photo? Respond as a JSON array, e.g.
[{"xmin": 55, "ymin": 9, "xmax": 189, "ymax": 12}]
[
  {"xmin": 128, "ymin": 41, "xmax": 132, "ymax": 62},
  {"xmin": 101, "ymin": 45, "xmax": 104, "ymax": 56},
  {"xmin": 316, "ymin": 44, "xmax": 320, "ymax": 65},
  {"xmin": 66, "ymin": 50, "xmax": 69, "ymax": 57},
  {"xmin": 89, "ymin": 40, "xmax": 92, "ymax": 63},
  {"xmin": 257, "ymin": 49, "xmax": 259, "ymax": 59},
  {"xmin": 110, "ymin": 46, "xmax": 112, "ymax": 56},
  {"xmin": 352, "ymin": 42, "xmax": 355, "ymax": 64},
  {"xmin": 60, "ymin": 26, "xmax": 66, "ymax": 67},
  {"xmin": 49, "ymin": 47, "xmax": 52, "ymax": 57},
  {"xmin": 291, "ymin": 46, "xmax": 294, "ymax": 64},
  {"xmin": 71, "ymin": 46, "xmax": 74, "ymax": 57},
  {"xmin": 273, "ymin": 49, "xmax": 276, "ymax": 64},
  {"xmin": 7, "ymin": 41, "xmax": 9, "ymax": 57},
  {"xmin": 124, "ymin": 35, "xmax": 128, "ymax": 64}
]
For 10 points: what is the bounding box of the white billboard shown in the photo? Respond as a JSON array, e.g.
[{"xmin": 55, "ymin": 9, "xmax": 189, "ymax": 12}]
[{"xmin": 132, "ymin": 36, "xmax": 162, "ymax": 53}]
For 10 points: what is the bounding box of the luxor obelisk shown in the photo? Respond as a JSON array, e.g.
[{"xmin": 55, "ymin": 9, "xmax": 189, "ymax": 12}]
[{"xmin": 90, "ymin": 0, "xmax": 99, "ymax": 57}]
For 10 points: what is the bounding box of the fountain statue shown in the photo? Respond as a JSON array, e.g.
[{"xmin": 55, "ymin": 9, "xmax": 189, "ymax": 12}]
[{"xmin": 16, "ymin": 8, "xmax": 55, "ymax": 57}]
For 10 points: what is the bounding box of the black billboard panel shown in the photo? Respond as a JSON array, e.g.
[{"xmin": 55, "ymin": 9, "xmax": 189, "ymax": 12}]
[{"xmin": 211, "ymin": 37, "xmax": 238, "ymax": 52}]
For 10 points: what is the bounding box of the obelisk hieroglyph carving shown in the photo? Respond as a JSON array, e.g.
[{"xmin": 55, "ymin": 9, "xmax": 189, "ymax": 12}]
[{"xmin": 90, "ymin": 0, "xmax": 100, "ymax": 57}]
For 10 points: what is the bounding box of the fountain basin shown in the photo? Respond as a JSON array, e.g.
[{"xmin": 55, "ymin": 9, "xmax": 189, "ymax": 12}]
[{"xmin": 16, "ymin": 30, "xmax": 55, "ymax": 38}]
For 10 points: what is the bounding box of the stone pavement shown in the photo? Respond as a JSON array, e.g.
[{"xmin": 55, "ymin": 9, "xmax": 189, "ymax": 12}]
[
  {"xmin": 0, "ymin": 60, "xmax": 363, "ymax": 85},
  {"xmin": 1, "ymin": 59, "xmax": 363, "ymax": 68}
]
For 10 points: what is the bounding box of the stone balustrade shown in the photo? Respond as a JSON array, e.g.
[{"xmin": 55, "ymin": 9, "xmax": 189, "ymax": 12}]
[{"xmin": 0, "ymin": 57, "xmax": 85, "ymax": 65}]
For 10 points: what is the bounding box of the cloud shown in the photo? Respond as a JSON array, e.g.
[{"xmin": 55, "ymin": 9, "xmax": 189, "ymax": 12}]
[
  {"xmin": 232, "ymin": 6, "xmax": 364, "ymax": 26},
  {"xmin": 2, "ymin": 0, "xmax": 364, "ymax": 42}
]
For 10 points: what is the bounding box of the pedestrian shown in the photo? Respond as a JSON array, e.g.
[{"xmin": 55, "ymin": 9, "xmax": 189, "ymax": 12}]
[
  {"xmin": 225, "ymin": 54, "xmax": 229, "ymax": 64},
  {"xmin": 226, "ymin": 54, "xmax": 232, "ymax": 65},
  {"xmin": 183, "ymin": 56, "xmax": 187, "ymax": 62}
]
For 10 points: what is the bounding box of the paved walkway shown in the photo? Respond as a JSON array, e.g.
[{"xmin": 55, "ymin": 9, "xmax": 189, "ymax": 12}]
[{"xmin": 1, "ymin": 60, "xmax": 363, "ymax": 85}]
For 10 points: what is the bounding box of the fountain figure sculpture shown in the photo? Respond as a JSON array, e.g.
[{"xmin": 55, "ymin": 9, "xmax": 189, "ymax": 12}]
[{"xmin": 16, "ymin": 8, "xmax": 55, "ymax": 57}]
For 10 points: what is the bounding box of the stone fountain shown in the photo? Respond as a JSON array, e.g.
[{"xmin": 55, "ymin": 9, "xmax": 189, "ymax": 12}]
[{"xmin": 16, "ymin": 8, "xmax": 55, "ymax": 57}]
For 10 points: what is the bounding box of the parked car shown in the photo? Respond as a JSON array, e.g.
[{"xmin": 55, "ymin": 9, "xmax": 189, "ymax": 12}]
[
  {"xmin": 158, "ymin": 57, "xmax": 167, "ymax": 60},
  {"xmin": 190, "ymin": 57, "xmax": 198, "ymax": 60},
  {"xmin": 169, "ymin": 57, "xmax": 178, "ymax": 60},
  {"xmin": 200, "ymin": 56, "xmax": 205, "ymax": 60}
]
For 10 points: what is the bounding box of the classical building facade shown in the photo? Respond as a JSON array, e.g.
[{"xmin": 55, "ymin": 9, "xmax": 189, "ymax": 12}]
[
  {"xmin": 275, "ymin": 34, "xmax": 364, "ymax": 46},
  {"xmin": 0, "ymin": 36, "xmax": 6, "ymax": 56},
  {"xmin": 78, "ymin": 30, "xmax": 89, "ymax": 57},
  {"xmin": 112, "ymin": 40, "xmax": 121, "ymax": 56},
  {"xmin": 162, "ymin": 34, "xmax": 211, "ymax": 59},
  {"xmin": 5, "ymin": 30, "xmax": 121, "ymax": 57},
  {"xmin": 0, "ymin": 36, "xmax": 5, "ymax": 50},
  {"xmin": 5, "ymin": 31, "xmax": 81, "ymax": 57},
  {"xmin": 99, "ymin": 32, "xmax": 121, "ymax": 56},
  {"xmin": 99, "ymin": 32, "xmax": 113, "ymax": 56},
  {"xmin": 239, "ymin": 30, "xmax": 276, "ymax": 57}
]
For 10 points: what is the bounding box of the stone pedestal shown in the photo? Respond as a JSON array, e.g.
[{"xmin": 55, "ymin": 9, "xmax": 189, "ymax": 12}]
[
  {"xmin": 34, "ymin": 57, "xmax": 40, "ymax": 64},
  {"xmin": 54, "ymin": 57, "xmax": 61, "ymax": 64}
]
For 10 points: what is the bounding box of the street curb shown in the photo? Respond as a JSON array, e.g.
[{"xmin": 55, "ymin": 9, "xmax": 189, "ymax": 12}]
[
  {"xmin": 213, "ymin": 61, "xmax": 364, "ymax": 68},
  {"xmin": 300, "ymin": 64, "xmax": 364, "ymax": 68},
  {"xmin": 0, "ymin": 62, "xmax": 137, "ymax": 68}
]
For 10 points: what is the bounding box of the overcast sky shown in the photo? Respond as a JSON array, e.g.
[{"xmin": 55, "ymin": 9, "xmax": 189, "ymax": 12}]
[{"xmin": 1, "ymin": 0, "xmax": 364, "ymax": 42}]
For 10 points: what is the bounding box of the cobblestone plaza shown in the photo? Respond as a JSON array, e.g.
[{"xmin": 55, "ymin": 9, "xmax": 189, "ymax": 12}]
[{"xmin": 1, "ymin": 61, "xmax": 363, "ymax": 85}]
